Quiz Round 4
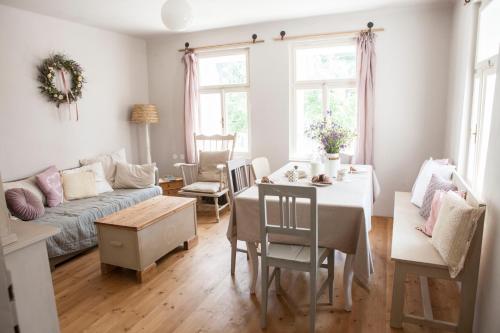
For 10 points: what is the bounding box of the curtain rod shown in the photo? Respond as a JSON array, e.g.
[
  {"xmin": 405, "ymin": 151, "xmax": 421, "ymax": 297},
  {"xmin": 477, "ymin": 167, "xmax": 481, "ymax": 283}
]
[
  {"xmin": 274, "ymin": 22, "xmax": 384, "ymax": 42},
  {"xmin": 178, "ymin": 34, "xmax": 264, "ymax": 52}
]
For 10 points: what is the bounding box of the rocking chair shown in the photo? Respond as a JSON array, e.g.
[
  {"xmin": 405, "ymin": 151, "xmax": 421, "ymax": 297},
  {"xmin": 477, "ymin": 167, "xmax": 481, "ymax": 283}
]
[{"xmin": 175, "ymin": 133, "xmax": 236, "ymax": 222}]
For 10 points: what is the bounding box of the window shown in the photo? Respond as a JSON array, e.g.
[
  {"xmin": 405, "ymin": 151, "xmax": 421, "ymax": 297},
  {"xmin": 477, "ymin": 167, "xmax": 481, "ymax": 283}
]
[
  {"xmin": 465, "ymin": 0, "xmax": 498, "ymax": 192},
  {"xmin": 290, "ymin": 41, "xmax": 357, "ymax": 159},
  {"xmin": 197, "ymin": 49, "xmax": 250, "ymax": 153}
]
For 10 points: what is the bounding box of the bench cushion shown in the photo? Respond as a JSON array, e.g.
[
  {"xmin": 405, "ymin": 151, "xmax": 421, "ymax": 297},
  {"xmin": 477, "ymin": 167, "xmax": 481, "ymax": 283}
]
[{"xmin": 391, "ymin": 192, "xmax": 447, "ymax": 268}]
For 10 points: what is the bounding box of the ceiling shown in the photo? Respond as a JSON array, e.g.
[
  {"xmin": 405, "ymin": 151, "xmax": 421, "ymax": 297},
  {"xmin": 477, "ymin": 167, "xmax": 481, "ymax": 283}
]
[{"xmin": 0, "ymin": 0, "xmax": 451, "ymax": 37}]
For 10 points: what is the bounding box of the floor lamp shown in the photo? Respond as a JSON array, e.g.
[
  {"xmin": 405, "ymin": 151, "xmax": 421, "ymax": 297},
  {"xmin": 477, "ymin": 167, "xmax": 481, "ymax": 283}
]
[{"xmin": 130, "ymin": 104, "xmax": 160, "ymax": 164}]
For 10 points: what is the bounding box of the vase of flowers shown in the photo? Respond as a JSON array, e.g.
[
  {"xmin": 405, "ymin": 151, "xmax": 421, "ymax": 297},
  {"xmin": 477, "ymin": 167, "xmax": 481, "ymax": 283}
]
[{"xmin": 305, "ymin": 112, "xmax": 355, "ymax": 177}]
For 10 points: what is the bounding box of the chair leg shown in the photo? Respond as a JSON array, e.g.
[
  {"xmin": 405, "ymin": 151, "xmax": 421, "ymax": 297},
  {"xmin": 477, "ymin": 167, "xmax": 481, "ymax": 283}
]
[
  {"xmin": 230, "ymin": 238, "xmax": 237, "ymax": 276},
  {"xmin": 275, "ymin": 267, "xmax": 281, "ymax": 295},
  {"xmin": 310, "ymin": 268, "xmax": 317, "ymax": 333},
  {"xmin": 261, "ymin": 264, "xmax": 269, "ymax": 329},
  {"xmin": 328, "ymin": 251, "xmax": 335, "ymax": 305},
  {"xmin": 390, "ymin": 263, "xmax": 406, "ymax": 328},
  {"xmin": 214, "ymin": 196, "xmax": 220, "ymax": 223}
]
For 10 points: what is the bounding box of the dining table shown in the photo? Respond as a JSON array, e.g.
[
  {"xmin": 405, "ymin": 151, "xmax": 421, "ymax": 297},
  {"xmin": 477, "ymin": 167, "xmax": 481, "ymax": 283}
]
[{"xmin": 227, "ymin": 161, "xmax": 380, "ymax": 311}]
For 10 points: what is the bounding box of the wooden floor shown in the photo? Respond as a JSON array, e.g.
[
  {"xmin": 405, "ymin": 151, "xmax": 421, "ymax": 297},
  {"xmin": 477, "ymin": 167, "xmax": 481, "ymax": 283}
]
[{"xmin": 52, "ymin": 212, "xmax": 460, "ymax": 333}]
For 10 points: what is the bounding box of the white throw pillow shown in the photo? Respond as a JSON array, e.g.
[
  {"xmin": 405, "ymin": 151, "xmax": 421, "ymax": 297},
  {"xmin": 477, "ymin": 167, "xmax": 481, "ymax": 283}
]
[
  {"xmin": 62, "ymin": 171, "xmax": 98, "ymax": 201},
  {"xmin": 3, "ymin": 176, "xmax": 47, "ymax": 205},
  {"xmin": 113, "ymin": 162, "xmax": 156, "ymax": 189},
  {"xmin": 62, "ymin": 162, "xmax": 113, "ymax": 194},
  {"xmin": 411, "ymin": 160, "xmax": 455, "ymax": 207},
  {"xmin": 430, "ymin": 191, "xmax": 485, "ymax": 278},
  {"xmin": 80, "ymin": 148, "xmax": 127, "ymax": 185}
]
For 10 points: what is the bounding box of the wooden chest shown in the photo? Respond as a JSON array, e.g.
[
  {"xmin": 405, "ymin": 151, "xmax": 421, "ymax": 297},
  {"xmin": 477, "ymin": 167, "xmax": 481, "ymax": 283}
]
[{"xmin": 95, "ymin": 196, "xmax": 197, "ymax": 282}]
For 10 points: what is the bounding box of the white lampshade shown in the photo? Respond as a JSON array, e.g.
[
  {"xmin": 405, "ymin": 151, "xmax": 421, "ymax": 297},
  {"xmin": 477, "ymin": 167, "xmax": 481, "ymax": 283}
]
[{"xmin": 161, "ymin": 0, "xmax": 193, "ymax": 31}]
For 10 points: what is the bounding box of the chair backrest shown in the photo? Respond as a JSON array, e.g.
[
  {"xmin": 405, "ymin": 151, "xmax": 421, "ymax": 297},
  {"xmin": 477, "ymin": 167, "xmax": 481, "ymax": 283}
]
[
  {"xmin": 251, "ymin": 157, "xmax": 271, "ymax": 180},
  {"xmin": 258, "ymin": 184, "xmax": 318, "ymax": 263},
  {"xmin": 226, "ymin": 159, "xmax": 252, "ymax": 201},
  {"xmin": 194, "ymin": 133, "xmax": 236, "ymax": 164}
]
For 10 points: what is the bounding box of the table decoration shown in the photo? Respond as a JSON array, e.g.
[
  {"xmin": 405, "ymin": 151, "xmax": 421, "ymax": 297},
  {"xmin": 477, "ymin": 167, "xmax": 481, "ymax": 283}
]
[{"xmin": 306, "ymin": 111, "xmax": 355, "ymax": 177}]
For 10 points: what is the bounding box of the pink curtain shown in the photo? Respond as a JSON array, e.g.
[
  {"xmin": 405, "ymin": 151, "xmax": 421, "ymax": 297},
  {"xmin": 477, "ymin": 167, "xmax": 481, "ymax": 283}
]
[
  {"xmin": 355, "ymin": 31, "xmax": 376, "ymax": 165},
  {"xmin": 183, "ymin": 52, "xmax": 199, "ymax": 164}
]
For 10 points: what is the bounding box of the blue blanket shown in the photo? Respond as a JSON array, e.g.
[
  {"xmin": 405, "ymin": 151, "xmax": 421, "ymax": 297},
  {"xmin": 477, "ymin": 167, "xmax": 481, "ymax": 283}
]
[{"xmin": 32, "ymin": 187, "xmax": 162, "ymax": 257}]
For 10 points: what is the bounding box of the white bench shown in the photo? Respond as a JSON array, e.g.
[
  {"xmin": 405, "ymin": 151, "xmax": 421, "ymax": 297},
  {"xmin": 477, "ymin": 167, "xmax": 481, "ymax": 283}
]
[{"xmin": 390, "ymin": 171, "xmax": 486, "ymax": 333}]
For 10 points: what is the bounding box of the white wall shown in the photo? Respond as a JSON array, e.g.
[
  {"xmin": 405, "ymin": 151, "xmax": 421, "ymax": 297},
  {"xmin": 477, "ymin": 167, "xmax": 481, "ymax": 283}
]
[
  {"xmin": 0, "ymin": 5, "xmax": 150, "ymax": 181},
  {"xmin": 444, "ymin": 1, "xmax": 500, "ymax": 332},
  {"xmin": 147, "ymin": 2, "xmax": 453, "ymax": 216}
]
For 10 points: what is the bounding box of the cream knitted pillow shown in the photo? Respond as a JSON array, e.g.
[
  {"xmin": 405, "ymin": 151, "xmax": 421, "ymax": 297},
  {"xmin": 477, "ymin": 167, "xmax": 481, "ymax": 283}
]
[
  {"xmin": 430, "ymin": 191, "xmax": 485, "ymax": 278},
  {"xmin": 62, "ymin": 171, "xmax": 98, "ymax": 201}
]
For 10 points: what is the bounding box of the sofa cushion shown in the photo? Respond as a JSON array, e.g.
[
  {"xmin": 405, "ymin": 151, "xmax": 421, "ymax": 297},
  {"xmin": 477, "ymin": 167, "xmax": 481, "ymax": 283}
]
[
  {"xmin": 80, "ymin": 148, "xmax": 126, "ymax": 186},
  {"xmin": 35, "ymin": 166, "xmax": 64, "ymax": 207},
  {"xmin": 114, "ymin": 162, "xmax": 156, "ymax": 189},
  {"xmin": 3, "ymin": 176, "xmax": 46, "ymax": 206},
  {"xmin": 62, "ymin": 171, "xmax": 98, "ymax": 201},
  {"xmin": 198, "ymin": 150, "xmax": 229, "ymax": 182},
  {"xmin": 62, "ymin": 162, "xmax": 113, "ymax": 194},
  {"xmin": 419, "ymin": 174, "xmax": 457, "ymax": 219},
  {"xmin": 5, "ymin": 188, "xmax": 45, "ymax": 221},
  {"xmin": 182, "ymin": 182, "xmax": 221, "ymax": 193},
  {"xmin": 431, "ymin": 191, "xmax": 485, "ymax": 278}
]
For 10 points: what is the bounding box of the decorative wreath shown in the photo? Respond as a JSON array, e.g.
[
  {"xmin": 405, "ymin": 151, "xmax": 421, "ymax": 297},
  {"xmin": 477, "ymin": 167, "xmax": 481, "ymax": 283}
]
[{"xmin": 37, "ymin": 53, "xmax": 85, "ymax": 108}]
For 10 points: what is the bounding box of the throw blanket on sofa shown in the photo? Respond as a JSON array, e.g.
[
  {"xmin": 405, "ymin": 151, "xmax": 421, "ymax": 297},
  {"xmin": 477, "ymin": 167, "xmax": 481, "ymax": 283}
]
[{"xmin": 33, "ymin": 187, "xmax": 162, "ymax": 258}]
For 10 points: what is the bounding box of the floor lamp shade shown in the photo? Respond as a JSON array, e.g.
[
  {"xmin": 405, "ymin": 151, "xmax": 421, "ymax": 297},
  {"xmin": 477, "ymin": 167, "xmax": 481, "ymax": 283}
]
[
  {"xmin": 130, "ymin": 104, "xmax": 159, "ymax": 124},
  {"xmin": 130, "ymin": 104, "xmax": 159, "ymax": 164}
]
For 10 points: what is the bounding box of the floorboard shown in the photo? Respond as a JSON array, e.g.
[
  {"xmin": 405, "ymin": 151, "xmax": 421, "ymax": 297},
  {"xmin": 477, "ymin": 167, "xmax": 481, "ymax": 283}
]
[{"xmin": 52, "ymin": 212, "xmax": 460, "ymax": 332}]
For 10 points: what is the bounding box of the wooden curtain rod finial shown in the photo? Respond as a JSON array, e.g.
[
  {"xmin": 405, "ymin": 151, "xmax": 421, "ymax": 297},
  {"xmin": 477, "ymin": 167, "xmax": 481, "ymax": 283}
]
[
  {"xmin": 252, "ymin": 34, "xmax": 257, "ymax": 43},
  {"xmin": 280, "ymin": 30, "xmax": 286, "ymax": 40},
  {"xmin": 184, "ymin": 42, "xmax": 190, "ymax": 52}
]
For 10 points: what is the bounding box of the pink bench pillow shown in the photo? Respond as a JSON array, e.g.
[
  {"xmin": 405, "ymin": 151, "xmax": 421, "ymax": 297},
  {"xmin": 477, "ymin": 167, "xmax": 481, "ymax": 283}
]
[{"xmin": 36, "ymin": 166, "xmax": 63, "ymax": 207}]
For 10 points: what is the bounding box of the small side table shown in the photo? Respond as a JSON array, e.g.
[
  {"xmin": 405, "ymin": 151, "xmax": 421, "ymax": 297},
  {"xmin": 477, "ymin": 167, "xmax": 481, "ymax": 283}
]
[{"xmin": 159, "ymin": 177, "xmax": 184, "ymax": 196}]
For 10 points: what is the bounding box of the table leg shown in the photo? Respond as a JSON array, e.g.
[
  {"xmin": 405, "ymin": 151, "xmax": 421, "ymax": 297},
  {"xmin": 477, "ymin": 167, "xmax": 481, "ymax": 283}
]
[
  {"xmin": 343, "ymin": 254, "xmax": 354, "ymax": 312},
  {"xmin": 246, "ymin": 241, "xmax": 258, "ymax": 294}
]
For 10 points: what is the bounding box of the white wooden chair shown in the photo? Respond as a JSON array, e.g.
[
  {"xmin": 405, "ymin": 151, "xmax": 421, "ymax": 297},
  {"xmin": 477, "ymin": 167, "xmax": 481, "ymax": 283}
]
[
  {"xmin": 226, "ymin": 159, "xmax": 253, "ymax": 275},
  {"xmin": 258, "ymin": 184, "xmax": 334, "ymax": 332},
  {"xmin": 175, "ymin": 133, "xmax": 236, "ymax": 223},
  {"xmin": 251, "ymin": 156, "xmax": 271, "ymax": 180},
  {"xmin": 390, "ymin": 170, "xmax": 486, "ymax": 332}
]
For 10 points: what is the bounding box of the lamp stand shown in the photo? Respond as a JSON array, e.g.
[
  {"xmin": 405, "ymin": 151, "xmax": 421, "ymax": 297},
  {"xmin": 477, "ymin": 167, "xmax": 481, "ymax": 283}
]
[{"xmin": 145, "ymin": 123, "xmax": 152, "ymax": 164}]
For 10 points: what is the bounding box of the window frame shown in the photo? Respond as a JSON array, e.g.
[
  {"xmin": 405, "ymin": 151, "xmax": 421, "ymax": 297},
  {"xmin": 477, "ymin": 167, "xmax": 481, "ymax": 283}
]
[
  {"xmin": 463, "ymin": 0, "xmax": 498, "ymax": 191},
  {"xmin": 197, "ymin": 48, "xmax": 251, "ymax": 155},
  {"xmin": 289, "ymin": 39, "xmax": 357, "ymax": 160}
]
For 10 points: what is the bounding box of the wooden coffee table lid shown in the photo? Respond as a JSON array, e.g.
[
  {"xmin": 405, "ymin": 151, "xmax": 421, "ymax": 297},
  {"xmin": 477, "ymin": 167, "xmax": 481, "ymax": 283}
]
[{"xmin": 95, "ymin": 196, "xmax": 196, "ymax": 231}]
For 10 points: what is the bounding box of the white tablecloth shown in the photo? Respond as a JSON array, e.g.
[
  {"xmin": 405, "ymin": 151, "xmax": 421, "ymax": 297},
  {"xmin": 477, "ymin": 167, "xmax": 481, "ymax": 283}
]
[{"xmin": 227, "ymin": 162, "xmax": 380, "ymax": 288}]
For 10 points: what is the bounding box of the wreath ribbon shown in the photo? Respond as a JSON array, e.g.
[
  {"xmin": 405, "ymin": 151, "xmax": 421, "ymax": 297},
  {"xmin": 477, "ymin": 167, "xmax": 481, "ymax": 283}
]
[{"xmin": 60, "ymin": 70, "xmax": 79, "ymax": 121}]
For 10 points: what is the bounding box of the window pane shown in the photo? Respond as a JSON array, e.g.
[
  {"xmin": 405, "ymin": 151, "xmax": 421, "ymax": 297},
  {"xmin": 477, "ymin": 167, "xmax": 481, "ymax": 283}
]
[
  {"xmin": 295, "ymin": 89, "xmax": 323, "ymax": 156},
  {"xmin": 296, "ymin": 45, "xmax": 356, "ymax": 81},
  {"xmin": 199, "ymin": 54, "xmax": 247, "ymax": 86},
  {"xmin": 466, "ymin": 77, "xmax": 481, "ymax": 183},
  {"xmin": 225, "ymin": 91, "xmax": 248, "ymax": 152},
  {"xmin": 477, "ymin": 0, "xmax": 500, "ymax": 62},
  {"xmin": 199, "ymin": 93, "xmax": 222, "ymax": 135},
  {"xmin": 328, "ymin": 88, "xmax": 357, "ymax": 154},
  {"xmin": 328, "ymin": 88, "xmax": 357, "ymax": 131},
  {"xmin": 477, "ymin": 73, "xmax": 496, "ymax": 193}
]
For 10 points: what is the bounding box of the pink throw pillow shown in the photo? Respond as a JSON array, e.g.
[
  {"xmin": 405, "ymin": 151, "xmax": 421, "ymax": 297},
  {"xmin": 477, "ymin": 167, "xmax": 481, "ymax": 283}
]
[
  {"xmin": 36, "ymin": 166, "xmax": 63, "ymax": 207},
  {"xmin": 5, "ymin": 188, "xmax": 45, "ymax": 221},
  {"xmin": 418, "ymin": 189, "xmax": 466, "ymax": 237},
  {"xmin": 418, "ymin": 190, "xmax": 446, "ymax": 236}
]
